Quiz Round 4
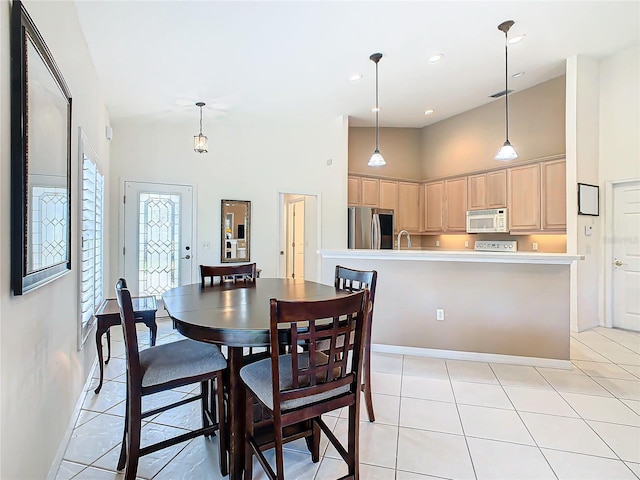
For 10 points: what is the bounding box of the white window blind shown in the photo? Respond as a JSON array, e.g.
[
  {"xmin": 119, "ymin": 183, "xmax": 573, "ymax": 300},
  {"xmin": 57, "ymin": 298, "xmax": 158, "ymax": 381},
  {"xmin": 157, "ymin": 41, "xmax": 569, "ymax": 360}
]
[{"xmin": 80, "ymin": 156, "xmax": 104, "ymax": 334}]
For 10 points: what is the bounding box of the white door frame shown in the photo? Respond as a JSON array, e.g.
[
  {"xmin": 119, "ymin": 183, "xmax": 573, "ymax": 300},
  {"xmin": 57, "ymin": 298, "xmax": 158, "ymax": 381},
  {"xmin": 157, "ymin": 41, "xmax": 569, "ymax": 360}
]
[
  {"xmin": 604, "ymin": 178, "xmax": 640, "ymax": 327},
  {"xmin": 277, "ymin": 190, "xmax": 322, "ymax": 281},
  {"xmin": 119, "ymin": 180, "xmax": 198, "ymax": 293}
]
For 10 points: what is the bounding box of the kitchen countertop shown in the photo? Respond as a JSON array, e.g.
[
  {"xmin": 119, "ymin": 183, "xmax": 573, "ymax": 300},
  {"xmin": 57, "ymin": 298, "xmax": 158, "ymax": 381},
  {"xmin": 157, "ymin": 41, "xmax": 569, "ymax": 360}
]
[{"xmin": 318, "ymin": 249, "xmax": 584, "ymax": 265}]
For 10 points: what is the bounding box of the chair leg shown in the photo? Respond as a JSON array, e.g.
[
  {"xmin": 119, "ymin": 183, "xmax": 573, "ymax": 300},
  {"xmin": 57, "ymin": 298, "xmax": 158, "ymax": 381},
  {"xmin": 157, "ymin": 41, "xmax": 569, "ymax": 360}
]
[
  {"xmin": 244, "ymin": 393, "xmax": 254, "ymax": 480},
  {"xmin": 117, "ymin": 388, "xmax": 129, "ymax": 471},
  {"xmin": 305, "ymin": 419, "xmax": 321, "ymax": 463},
  {"xmin": 274, "ymin": 413, "xmax": 285, "ymax": 480},
  {"xmin": 216, "ymin": 373, "xmax": 228, "ymax": 477},
  {"xmin": 347, "ymin": 402, "xmax": 360, "ymax": 480},
  {"xmin": 363, "ymin": 331, "xmax": 375, "ymax": 422},
  {"xmin": 201, "ymin": 380, "xmax": 211, "ymax": 432},
  {"xmin": 124, "ymin": 393, "xmax": 142, "ymax": 480}
]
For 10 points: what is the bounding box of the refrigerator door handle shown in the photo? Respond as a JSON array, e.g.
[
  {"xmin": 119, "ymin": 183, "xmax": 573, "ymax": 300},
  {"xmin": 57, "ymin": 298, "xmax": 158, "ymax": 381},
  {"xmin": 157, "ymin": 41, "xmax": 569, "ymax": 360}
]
[
  {"xmin": 373, "ymin": 213, "xmax": 381, "ymax": 249},
  {"xmin": 348, "ymin": 208, "xmax": 355, "ymax": 249}
]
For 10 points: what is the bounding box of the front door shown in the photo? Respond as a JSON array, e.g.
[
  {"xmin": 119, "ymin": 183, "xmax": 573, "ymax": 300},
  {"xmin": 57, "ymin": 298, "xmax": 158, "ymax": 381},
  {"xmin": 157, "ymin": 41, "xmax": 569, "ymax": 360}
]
[
  {"xmin": 123, "ymin": 181, "xmax": 194, "ymax": 296},
  {"xmin": 612, "ymin": 181, "xmax": 640, "ymax": 331}
]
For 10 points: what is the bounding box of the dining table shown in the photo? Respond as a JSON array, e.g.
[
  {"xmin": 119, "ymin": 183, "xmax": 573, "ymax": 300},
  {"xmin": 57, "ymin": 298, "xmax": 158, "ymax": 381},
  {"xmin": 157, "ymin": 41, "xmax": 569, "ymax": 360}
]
[{"xmin": 161, "ymin": 277, "xmax": 348, "ymax": 480}]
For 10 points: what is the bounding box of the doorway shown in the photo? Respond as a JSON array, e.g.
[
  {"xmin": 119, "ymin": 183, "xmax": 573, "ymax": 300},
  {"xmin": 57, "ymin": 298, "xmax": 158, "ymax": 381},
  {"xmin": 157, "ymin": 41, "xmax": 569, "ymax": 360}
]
[
  {"xmin": 122, "ymin": 181, "xmax": 194, "ymax": 297},
  {"xmin": 278, "ymin": 193, "xmax": 320, "ymax": 281},
  {"xmin": 611, "ymin": 180, "xmax": 640, "ymax": 331}
]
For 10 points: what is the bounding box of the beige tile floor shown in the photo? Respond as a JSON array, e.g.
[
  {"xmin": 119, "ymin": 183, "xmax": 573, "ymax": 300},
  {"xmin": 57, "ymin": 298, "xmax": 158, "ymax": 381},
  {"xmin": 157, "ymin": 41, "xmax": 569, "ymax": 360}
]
[{"xmin": 55, "ymin": 319, "xmax": 640, "ymax": 479}]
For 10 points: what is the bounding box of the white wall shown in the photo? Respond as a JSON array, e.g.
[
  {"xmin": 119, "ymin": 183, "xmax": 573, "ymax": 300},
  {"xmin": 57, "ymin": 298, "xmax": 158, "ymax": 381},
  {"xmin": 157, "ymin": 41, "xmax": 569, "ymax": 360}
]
[
  {"xmin": 0, "ymin": 1, "xmax": 111, "ymax": 478},
  {"xmin": 108, "ymin": 117, "xmax": 348, "ymax": 287}
]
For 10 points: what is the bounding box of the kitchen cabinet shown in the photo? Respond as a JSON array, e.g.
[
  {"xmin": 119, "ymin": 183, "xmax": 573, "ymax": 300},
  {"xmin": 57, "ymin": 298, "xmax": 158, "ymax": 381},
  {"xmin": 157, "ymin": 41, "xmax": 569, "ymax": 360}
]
[
  {"xmin": 541, "ymin": 159, "xmax": 566, "ymax": 230},
  {"xmin": 348, "ymin": 176, "xmax": 360, "ymax": 206},
  {"xmin": 445, "ymin": 177, "xmax": 467, "ymax": 232},
  {"xmin": 398, "ymin": 182, "xmax": 420, "ymax": 233},
  {"xmin": 467, "ymin": 169, "xmax": 507, "ymax": 210},
  {"xmin": 422, "ymin": 181, "xmax": 444, "ymax": 232},
  {"xmin": 379, "ymin": 180, "xmax": 398, "ymax": 212},
  {"xmin": 508, "ymin": 164, "xmax": 541, "ymax": 232},
  {"xmin": 361, "ymin": 178, "xmax": 379, "ymax": 207}
]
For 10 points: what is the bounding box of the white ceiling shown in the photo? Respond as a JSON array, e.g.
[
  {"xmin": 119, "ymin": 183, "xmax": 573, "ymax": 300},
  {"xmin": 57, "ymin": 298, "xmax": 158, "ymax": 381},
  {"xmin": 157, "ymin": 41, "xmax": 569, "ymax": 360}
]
[{"xmin": 74, "ymin": 1, "xmax": 639, "ymax": 128}]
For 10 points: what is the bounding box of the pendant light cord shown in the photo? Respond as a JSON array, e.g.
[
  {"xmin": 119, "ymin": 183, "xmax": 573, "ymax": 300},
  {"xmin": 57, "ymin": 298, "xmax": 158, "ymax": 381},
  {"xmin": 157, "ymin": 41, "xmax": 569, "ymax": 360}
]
[
  {"xmin": 504, "ymin": 32, "xmax": 509, "ymax": 142},
  {"xmin": 199, "ymin": 106, "xmax": 204, "ymax": 135},
  {"xmin": 375, "ymin": 59, "xmax": 380, "ymax": 150}
]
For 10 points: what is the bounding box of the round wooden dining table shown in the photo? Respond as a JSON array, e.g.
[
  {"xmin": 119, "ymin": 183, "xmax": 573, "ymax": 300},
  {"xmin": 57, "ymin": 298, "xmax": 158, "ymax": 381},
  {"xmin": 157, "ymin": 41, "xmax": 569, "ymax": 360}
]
[{"xmin": 161, "ymin": 278, "xmax": 347, "ymax": 480}]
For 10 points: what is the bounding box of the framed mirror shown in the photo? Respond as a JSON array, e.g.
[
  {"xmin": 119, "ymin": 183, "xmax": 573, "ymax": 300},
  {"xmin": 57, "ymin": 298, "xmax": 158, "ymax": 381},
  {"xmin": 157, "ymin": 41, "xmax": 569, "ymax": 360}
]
[
  {"xmin": 221, "ymin": 200, "xmax": 251, "ymax": 263},
  {"xmin": 10, "ymin": 0, "xmax": 73, "ymax": 295}
]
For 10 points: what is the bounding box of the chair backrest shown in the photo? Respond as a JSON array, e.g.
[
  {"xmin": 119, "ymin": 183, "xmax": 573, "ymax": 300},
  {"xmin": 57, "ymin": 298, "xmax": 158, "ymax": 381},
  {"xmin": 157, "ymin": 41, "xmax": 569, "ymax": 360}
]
[
  {"xmin": 115, "ymin": 278, "xmax": 142, "ymax": 386},
  {"xmin": 334, "ymin": 265, "xmax": 377, "ymax": 321},
  {"xmin": 268, "ymin": 290, "xmax": 370, "ymax": 414},
  {"xmin": 200, "ymin": 263, "xmax": 257, "ymax": 287}
]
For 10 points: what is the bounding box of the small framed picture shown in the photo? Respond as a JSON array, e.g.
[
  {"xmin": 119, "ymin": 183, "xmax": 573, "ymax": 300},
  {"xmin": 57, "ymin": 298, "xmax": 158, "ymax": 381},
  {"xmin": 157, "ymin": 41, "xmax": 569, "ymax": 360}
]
[{"xmin": 578, "ymin": 183, "xmax": 599, "ymax": 216}]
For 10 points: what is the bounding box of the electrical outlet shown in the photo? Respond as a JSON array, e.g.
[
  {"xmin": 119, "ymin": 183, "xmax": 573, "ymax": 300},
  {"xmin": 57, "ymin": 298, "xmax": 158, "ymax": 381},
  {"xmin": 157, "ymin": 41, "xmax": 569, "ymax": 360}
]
[
  {"xmin": 464, "ymin": 241, "xmax": 469, "ymax": 248},
  {"xmin": 203, "ymin": 242, "xmax": 210, "ymax": 250},
  {"xmin": 532, "ymin": 242, "xmax": 538, "ymax": 251},
  {"xmin": 435, "ymin": 240, "xmax": 440, "ymax": 247},
  {"xmin": 436, "ymin": 308, "xmax": 445, "ymax": 321}
]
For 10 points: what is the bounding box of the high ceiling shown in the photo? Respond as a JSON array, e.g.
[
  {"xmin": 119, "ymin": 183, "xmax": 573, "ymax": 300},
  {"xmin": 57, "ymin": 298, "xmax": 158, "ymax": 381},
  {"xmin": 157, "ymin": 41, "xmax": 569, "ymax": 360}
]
[{"xmin": 74, "ymin": 1, "xmax": 639, "ymax": 128}]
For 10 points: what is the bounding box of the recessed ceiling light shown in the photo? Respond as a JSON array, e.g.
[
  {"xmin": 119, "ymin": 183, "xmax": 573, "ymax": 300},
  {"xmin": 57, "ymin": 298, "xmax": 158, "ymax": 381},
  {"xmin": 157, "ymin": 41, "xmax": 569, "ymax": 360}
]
[
  {"xmin": 512, "ymin": 71, "xmax": 525, "ymax": 78},
  {"xmin": 424, "ymin": 109, "xmax": 434, "ymax": 115},
  {"xmin": 427, "ymin": 54, "xmax": 444, "ymax": 64},
  {"xmin": 371, "ymin": 106, "xmax": 380, "ymax": 113},
  {"xmin": 349, "ymin": 73, "xmax": 362, "ymax": 82},
  {"xmin": 508, "ymin": 34, "xmax": 526, "ymax": 45}
]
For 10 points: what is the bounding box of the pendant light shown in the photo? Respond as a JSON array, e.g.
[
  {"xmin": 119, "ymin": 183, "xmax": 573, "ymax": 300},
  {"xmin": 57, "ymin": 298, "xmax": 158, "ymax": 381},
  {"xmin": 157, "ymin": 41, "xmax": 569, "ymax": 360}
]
[
  {"xmin": 368, "ymin": 52, "xmax": 386, "ymax": 167},
  {"xmin": 495, "ymin": 20, "xmax": 518, "ymax": 161},
  {"xmin": 193, "ymin": 102, "xmax": 208, "ymax": 154}
]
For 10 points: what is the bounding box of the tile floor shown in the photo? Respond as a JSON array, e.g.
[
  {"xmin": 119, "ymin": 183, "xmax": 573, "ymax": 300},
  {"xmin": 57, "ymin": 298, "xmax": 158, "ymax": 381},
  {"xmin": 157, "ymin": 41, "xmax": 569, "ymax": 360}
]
[{"xmin": 55, "ymin": 319, "xmax": 640, "ymax": 479}]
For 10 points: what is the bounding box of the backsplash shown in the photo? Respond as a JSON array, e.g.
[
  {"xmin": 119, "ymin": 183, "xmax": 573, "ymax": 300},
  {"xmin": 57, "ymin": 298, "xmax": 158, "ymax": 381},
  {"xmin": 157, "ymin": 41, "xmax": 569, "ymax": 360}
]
[{"xmin": 417, "ymin": 233, "xmax": 567, "ymax": 253}]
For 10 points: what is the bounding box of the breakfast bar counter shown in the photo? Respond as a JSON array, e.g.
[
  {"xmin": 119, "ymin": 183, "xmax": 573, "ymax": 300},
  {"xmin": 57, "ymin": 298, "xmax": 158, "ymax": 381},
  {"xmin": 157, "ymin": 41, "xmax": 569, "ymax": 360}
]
[{"xmin": 319, "ymin": 249, "xmax": 583, "ymax": 367}]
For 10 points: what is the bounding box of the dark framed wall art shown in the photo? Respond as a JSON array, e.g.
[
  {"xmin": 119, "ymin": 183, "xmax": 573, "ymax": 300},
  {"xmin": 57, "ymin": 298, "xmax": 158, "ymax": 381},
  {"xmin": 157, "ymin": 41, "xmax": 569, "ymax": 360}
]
[{"xmin": 11, "ymin": 0, "xmax": 73, "ymax": 295}]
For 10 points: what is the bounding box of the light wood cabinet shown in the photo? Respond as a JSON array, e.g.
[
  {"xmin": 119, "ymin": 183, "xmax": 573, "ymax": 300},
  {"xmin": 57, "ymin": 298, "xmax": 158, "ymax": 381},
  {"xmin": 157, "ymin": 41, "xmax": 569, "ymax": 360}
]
[
  {"xmin": 379, "ymin": 180, "xmax": 398, "ymax": 212},
  {"xmin": 398, "ymin": 182, "xmax": 420, "ymax": 233},
  {"xmin": 348, "ymin": 176, "xmax": 360, "ymax": 206},
  {"xmin": 422, "ymin": 181, "xmax": 444, "ymax": 232},
  {"xmin": 445, "ymin": 177, "xmax": 467, "ymax": 232},
  {"xmin": 508, "ymin": 164, "xmax": 541, "ymax": 231},
  {"xmin": 467, "ymin": 169, "xmax": 506, "ymax": 210},
  {"xmin": 361, "ymin": 178, "xmax": 379, "ymax": 207},
  {"xmin": 541, "ymin": 159, "xmax": 566, "ymax": 230}
]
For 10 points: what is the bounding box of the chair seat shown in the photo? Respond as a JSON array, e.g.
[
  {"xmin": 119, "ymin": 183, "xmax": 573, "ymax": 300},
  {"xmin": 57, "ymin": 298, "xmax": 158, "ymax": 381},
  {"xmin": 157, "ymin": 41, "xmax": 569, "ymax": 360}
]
[
  {"xmin": 140, "ymin": 339, "xmax": 227, "ymax": 388},
  {"xmin": 240, "ymin": 352, "xmax": 349, "ymax": 411}
]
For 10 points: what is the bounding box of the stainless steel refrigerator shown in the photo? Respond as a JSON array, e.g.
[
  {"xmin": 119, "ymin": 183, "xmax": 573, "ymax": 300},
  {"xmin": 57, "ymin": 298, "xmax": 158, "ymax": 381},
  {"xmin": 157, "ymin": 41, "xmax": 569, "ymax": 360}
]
[{"xmin": 348, "ymin": 207, "xmax": 394, "ymax": 249}]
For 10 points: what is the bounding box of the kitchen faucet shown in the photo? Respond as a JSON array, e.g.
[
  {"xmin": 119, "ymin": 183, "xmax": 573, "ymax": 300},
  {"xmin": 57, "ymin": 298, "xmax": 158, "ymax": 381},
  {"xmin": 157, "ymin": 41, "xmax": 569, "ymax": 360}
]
[{"xmin": 397, "ymin": 230, "xmax": 412, "ymax": 250}]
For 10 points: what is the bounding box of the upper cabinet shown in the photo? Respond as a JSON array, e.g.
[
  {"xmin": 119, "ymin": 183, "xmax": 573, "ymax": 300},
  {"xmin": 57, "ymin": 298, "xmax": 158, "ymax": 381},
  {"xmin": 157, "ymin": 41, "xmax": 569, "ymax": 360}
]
[
  {"xmin": 379, "ymin": 179, "xmax": 398, "ymax": 212},
  {"xmin": 422, "ymin": 181, "xmax": 444, "ymax": 233},
  {"xmin": 467, "ymin": 169, "xmax": 507, "ymax": 210},
  {"xmin": 348, "ymin": 176, "xmax": 361, "ymax": 206},
  {"xmin": 361, "ymin": 177, "xmax": 379, "ymax": 207},
  {"xmin": 541, "ymin": 159, "xmax": 566, "ymax": 231},
  {"xmin": 398, "ymin": 182, "xmax": 420, "ymax": 233},
  {"xmin": 444, "ymin": 177, "xmax": 467, "ymax": 232},
  {"xmin": 508, "ymin": 163, "xmax": 541, "ymax": 232}
]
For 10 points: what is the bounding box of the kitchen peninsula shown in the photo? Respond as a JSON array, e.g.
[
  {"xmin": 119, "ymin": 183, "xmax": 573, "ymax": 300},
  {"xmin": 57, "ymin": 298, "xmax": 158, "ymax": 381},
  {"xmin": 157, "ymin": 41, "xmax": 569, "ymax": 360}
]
[{"xmin": 319, "ymin": 249, "xmax": 583, "ymax": 367}]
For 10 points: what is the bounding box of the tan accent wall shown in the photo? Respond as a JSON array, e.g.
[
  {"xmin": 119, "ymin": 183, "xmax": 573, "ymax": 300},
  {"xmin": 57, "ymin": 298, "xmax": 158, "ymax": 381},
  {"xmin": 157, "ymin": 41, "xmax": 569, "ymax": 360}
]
[
  {"xmin": 348, "ymin": 127, "xmax": 422, "ymax": 179},
  {"xmin": 321, "ymin": 257, "xmax": 570, "ymax": 360},
  {"xmin": 421, "ymin": 76, "xmax": 566, "ymax": 179}
]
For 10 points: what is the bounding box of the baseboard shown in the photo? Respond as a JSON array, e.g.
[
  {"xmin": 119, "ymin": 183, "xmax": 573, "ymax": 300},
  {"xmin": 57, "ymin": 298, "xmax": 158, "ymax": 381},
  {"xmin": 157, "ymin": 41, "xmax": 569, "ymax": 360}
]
[
  {"xmin": 46, "ymin": 358, "xmax": 99, "ymax": 480},
  {"xmin": 371, "ymin": 343, "xmax": 571, "ymax": 370}
]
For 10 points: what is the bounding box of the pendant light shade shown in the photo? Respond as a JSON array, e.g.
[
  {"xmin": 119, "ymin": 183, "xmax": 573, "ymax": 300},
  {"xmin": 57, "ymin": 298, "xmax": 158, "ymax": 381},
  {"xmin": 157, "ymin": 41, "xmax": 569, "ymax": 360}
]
[
  {"xmin": 495, "ymin": 20, "xmax": 518, "ymax": 161},
  {"xmin": 368, "ymin": 53, "xmax": 386, "ymax": 167},
  {"xmin": 194, "ymin": 102, "xmax": 208, "ymax": 153}
]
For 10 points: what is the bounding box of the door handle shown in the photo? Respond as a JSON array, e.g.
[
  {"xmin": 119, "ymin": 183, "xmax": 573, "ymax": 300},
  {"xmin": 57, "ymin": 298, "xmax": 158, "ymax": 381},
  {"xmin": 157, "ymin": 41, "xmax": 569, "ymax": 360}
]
[
  {"xmin": 614, "ymin": 260, "xmax": 624, "ymax": 267},
  {"xmin": 182, "ymin": 255, "xmax": 191, "ymax": 260}
]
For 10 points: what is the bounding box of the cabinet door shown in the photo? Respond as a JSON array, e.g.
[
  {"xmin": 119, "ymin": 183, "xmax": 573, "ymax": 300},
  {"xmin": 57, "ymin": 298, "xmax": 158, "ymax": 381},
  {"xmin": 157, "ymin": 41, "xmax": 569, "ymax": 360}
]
[
  {"xmin": 541, "ymin": 159, "xmax": 566, "ymax": 230},
  {"xmin": 445, "ymin": 177, "xmax": 467, "ymax": 232},
  {"xmin": 423, "ymin": 181, "xmax": 444, "ymax": 232},
  {"xmin": 348, "ymin": 176, "xmax": 361, "ymax": 206},
  {"xmin": 361, "ymin": 178, "xmax": 379, "ymax": 207},
  {"xmin": 379, "ymin": 180, "xmax": 398, "ymax": 212},
  {"xmin": 508, "ymin": 164, "xmax": 541, "ymax": 231},
  {"xmin": 486, "ymin": 169, "xmax": 507, "ymax": 208},
  {"xmin": 398, "ymin": 182, "xmax": 420, "ymax": 233},
  {"xmin": 467, "ymin": 174, "xmax": 486, "ymax": 210}
]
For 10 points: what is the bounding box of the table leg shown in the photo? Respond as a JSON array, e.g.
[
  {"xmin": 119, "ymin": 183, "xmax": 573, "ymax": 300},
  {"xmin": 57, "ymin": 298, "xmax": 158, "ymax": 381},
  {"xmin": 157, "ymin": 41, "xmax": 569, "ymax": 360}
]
[
  {"xmin": 94, "ymin": 327, "xmax": 106, "ymax": 394},
  {"xmin": 227, "ymin": 347, "xmax": 246, "ymax": 480},
  {"xmin": 141, "ymin": 312, "xmax": 158, "ymax": 346}
]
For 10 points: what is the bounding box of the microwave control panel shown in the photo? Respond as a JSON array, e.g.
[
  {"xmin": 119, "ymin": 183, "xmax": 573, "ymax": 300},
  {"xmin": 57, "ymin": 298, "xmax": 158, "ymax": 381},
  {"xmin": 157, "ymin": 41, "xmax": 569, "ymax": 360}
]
[{"xmin": 474, "ymin": 240, "xmax": 518, "ymax": 252}]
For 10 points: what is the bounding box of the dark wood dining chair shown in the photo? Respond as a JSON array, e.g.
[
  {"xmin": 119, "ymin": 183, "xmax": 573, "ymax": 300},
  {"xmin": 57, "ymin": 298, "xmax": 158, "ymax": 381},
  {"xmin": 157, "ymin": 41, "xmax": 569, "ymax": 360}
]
[
  {"xmin": 114, "ymin": 278, "xmax": 228, "ymax": 480},
  {"xmin": 200, "ymin": 263, "xmax": 257, "ymax": 287},
  {"xmin": 240, "ymin": 290, "xmax": 370, "ymax": 480},
  {"xmin": 334, "ymin": 265, "xmax": 378, "ymax": 422}
]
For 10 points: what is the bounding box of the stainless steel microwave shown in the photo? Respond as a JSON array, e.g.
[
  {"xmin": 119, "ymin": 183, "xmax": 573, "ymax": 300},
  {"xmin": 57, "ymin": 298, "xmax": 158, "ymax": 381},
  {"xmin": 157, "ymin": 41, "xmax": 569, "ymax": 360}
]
[{"xmin": 466, "ymin": 208, "xmax": 509, "ymax": 233}]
